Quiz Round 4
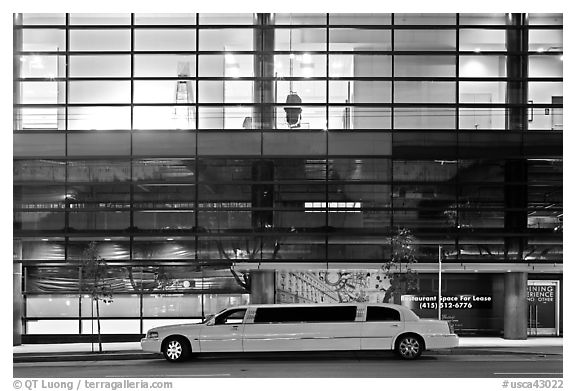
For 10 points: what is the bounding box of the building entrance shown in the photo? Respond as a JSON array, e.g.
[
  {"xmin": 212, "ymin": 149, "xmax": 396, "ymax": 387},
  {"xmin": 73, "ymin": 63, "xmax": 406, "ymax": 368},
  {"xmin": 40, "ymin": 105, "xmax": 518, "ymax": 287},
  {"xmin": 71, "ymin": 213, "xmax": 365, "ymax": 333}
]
[{"xmin": 527, "ymin": 280, "xmax": 560, "ymax": 336}]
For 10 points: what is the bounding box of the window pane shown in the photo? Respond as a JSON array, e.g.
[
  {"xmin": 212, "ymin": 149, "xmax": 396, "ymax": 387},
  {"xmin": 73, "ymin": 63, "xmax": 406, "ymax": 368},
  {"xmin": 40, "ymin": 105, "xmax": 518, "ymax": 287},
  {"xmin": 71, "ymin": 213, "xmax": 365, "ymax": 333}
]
[
  {"xmin": 22, "ymin": 13, "xmax": 66, "ymax": 25},
  {"xmin": 199, "ymin": 54, "xmax": 254, "ymax": 77},
  {"xmin": 134, "ymin": 211, "xmax": 196, "ymax": 231},
  {"xmin": 394, "ymin": 13, "xmax": 456, "ymax": 25},
  {"xmin": 199, "ymin": 81, "xmax": 254, "ymax": 103},
  {"xmin": 395, "ymin": 30, "xmax": 455, "ymax": 51},
  {"xmin": 143, "ymin": 294, "xmax": 203, "ymax": 317},
  {"xmin": 199, "ymin": 13, "xmax": 254, "ymax": 24},
  {"xmin": 68, "ymin": 107, "xmax": 131, "ymax": 130},
  {"xmin": 330, "ymin": 14, "xmax": 391, "ymax": 25},
  {"xmin": 459, "ymin": 56, "xmax": 507, "ymax": 77},
  {"xmin": 26, "ymin": 295, "xmax": 79, "ymax": 317},
  {"xmin": 274, "ymin": 54, "xmax": 326, "ymax": 77},
  {"xmin": 14, "ymin": 211, "xmax": 64, "ymax": 231},
  {"xmin": 200, "ymin": 29, "xmax": 253, "ymax": 51},
  {"xmin": 69, "ymin": 211, "xmax": 130, "ymax": 231},
  {"xmin": 459, "ymin": 13, "xmax": 507, "ymax": 25},
  {"xmin": 69, "ymin": 81, "xmax": 130, "ymax": 104},
  {"xmin": 134, "ymin": 13, "xmax": 196, "ymax": 25},
  {"xmin": 395, "ymin": 55, "xmax": 455, "ymax": 77},
  {"xmin": 134, "ymin": 106, "xmax": 196, "ymax": 130},
  {"xmin": 329, "ymin": 55, "xmax": 391, "ymax": 77},
  {"xmin": 276, "ymin": 29, "xmax": 326, "ymax": 51},
  {"xmin": 329, "ymin": 108, "xmax": 391, "ymax": 130},
  {"xmin": 460, "ymin": 29, "xmax": 506, "ymax": 51},
  {"xmin": 21, "ymin": 29, "xmax": 65, "ymax": 51},
  {"xmin": 14, "ymin": 160, "xmax": 66, "ymax": 182},
  {"xmin": 81, "ymin": 295, "xmax": 139, "ymax": 317},
  {"xmin": 330, "ymin": 81, "xmax": 390, "ymax": 103},
  {"xmin": 81, "ymin": 319, "xmax": 139, "ymax": 334},
  {"xmin": 460, "ymin": 81, "xmax": 507, "ymax": 105},
  {"xmin": 394, "ymin": 108, "xmax": 456, "ymax": 129},
  {"xmin": 529, "ymin": 30, "xmax": 563, "ymax": 51},
  {"xmin": 70, "ymin": 30, "xmax": 131, "ymax": 51},
  {"xmin": 134, "ymin": 55, "xmax": 196, "ymax": 77},
  {"xmin": 135, "ymin": 29, "xmax": 196, "ymax": 51},
  {"xmin": 69, "ymin": 55, "xmax": 131, "ymax": 77},
  {"xmin": 395, "ymin": 81, "xmax": 455, "ymax": 103},
  {"xmin": 20, "ymin": 81, "xmax": 65, "ymax": 104},
  {"xmin": 134, "ymin": 80, "xmax": 194, "ymax": 104},
  {"xmin": 528, "ymin": 13, "xmax": 563, "ymax": 25},
  {"xmin": 19, "ymin": 55, "xmax": 65, "ymax": 78},
  {"xmin": 329, "ymin": 29, "xmax": 390, "ymax": 51},
  {"xmin": 528, "ymin": 82, "xmax": 562, "ymax": 103},
  {"xmin": 69, "ymin": 13, "xmax": 130, "ymax": 25},
  {"xmin": 27, "ymin": 320, "xmax": 78, "ymax": 334},
  {"xmin": 275, "ymin": 13, "xmax": 326, "ymax": 24},
  {"xmin": 529, "ymin": 55, "xmax": 563, "ymax": 77}
]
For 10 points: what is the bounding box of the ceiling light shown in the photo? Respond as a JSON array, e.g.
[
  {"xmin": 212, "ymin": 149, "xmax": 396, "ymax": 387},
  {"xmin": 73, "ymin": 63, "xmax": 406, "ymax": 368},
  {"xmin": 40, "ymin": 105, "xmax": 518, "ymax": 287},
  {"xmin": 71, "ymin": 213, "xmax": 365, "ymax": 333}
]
[
  {"xmin": 474, "ymin": 48, "xmax": 481, "ymax": 53},
  {"xmin": 536, "ymin": 47, "xmax": 545, "ymax": 53},
  {"xmin": 104, "ymin": 238, "xmax": 111, "ymax": 241}
]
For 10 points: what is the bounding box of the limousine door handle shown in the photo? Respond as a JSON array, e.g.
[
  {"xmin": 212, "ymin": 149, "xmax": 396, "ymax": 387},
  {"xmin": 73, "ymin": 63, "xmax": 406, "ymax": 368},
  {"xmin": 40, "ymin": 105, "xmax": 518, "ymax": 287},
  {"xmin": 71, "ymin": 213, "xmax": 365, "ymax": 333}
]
[
  {"xmin": 391, "ymin": 324, "xmax": 399, "ymax": 327},
  {"xmin": 231, "ymin": 325, "xmax": 239, "ymax": 330}
]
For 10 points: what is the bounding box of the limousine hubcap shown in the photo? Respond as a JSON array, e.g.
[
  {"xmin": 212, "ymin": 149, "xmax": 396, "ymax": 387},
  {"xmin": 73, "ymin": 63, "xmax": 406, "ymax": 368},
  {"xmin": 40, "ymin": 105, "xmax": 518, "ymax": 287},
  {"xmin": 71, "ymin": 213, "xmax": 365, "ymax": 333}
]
[
  {"xmin": 166, "ymin": 341, "xmax": 182, "ymax": 360},
  {"xmin": 399, "ymin": 337, "xmax": 421, "ymax": 358}
]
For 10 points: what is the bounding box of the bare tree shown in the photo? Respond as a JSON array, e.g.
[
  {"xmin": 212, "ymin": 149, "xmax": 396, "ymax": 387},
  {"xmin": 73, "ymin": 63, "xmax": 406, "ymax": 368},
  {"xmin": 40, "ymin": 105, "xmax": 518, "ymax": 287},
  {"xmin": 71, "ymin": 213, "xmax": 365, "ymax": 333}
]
[
  {"xmin": 79, "ymin": 242, "xmax": 113, "ymax": 353},
  {"xmin": 381, "ymin": 228, "xmax": 419, "ymax": 303}
]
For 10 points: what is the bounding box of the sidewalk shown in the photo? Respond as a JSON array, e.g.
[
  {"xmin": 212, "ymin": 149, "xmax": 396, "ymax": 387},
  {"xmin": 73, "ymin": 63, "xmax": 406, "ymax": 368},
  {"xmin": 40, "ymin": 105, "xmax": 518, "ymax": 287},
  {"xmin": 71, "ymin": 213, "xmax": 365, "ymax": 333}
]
[{"xmin": 13, "ymin": 337, "xmax": 563, "ymax": 363}]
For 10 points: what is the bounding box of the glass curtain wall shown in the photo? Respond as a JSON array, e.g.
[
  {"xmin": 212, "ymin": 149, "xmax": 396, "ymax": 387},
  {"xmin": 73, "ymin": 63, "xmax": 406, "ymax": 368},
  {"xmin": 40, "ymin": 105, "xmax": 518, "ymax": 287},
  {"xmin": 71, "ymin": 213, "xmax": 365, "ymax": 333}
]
[{"xmin": 14, "ymin": 13, "xmax": 562, "ymax": 337}]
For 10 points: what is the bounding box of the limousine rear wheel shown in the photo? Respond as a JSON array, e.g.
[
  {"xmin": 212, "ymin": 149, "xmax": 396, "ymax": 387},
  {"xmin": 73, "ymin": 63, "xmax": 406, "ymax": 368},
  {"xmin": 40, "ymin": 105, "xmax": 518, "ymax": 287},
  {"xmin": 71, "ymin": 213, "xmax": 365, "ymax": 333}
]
[
  {"xmin": 395, "ymin": 334, "xmax": 424, "ymax": 360},
  {"xmin": 162, "ymin": 336, "xmax": 191, "ymax": 362}
]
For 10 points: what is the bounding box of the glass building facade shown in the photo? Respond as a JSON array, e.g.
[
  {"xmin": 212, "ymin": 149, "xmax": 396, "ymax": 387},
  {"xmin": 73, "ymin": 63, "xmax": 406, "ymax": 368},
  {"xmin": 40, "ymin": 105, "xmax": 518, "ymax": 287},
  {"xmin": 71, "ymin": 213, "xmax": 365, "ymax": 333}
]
[{"xmin": 13, "ymin": 13, "xmax": 562, "ymax": 342}]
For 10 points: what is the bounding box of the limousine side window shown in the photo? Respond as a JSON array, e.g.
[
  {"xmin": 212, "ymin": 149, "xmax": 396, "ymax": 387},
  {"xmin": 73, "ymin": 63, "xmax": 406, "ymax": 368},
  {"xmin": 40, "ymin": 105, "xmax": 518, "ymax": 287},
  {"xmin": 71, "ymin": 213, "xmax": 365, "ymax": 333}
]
[
  {"xmin": 254, "ymin": 306, "xmax": 357, "ymax": 323},
  {"xmin": 214, "ymin": 308, "xmax": 247, "ymax": 325},
  {"xmin": 366, "ymin": 306, "xmax": 401, "ymax": 322}
]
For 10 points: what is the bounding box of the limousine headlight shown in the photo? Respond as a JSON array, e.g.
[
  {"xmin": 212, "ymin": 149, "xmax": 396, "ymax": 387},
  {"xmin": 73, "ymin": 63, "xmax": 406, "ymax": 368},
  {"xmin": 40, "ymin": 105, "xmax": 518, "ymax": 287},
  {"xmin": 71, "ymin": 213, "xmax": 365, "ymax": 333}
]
[{"xmin": 147, "ymin": 331, "xmax": 159, "ymax": 339}]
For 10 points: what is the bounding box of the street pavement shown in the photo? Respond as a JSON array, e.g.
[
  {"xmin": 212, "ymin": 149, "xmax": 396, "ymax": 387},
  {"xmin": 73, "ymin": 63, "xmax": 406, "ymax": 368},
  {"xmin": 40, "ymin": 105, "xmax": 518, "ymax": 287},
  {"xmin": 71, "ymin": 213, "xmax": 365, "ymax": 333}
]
[{"xmin": 13, "ymin": 347, "xmax": 563, "ymax": 378}]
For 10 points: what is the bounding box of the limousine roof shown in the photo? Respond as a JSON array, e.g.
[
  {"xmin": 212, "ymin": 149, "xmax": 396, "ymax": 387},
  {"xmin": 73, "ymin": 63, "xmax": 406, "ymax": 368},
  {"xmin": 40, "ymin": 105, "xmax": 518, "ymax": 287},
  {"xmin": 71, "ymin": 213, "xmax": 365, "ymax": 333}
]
[{"xmin": 234, "ymin": 303, "xmax": 420, "ymax": 321}]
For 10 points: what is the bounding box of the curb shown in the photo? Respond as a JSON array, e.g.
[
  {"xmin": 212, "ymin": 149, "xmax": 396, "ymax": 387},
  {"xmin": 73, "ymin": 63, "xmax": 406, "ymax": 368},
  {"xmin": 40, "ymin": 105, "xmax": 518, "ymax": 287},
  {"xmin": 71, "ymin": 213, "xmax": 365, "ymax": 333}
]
[
  {"xmin": 13, "ymin": 351, "xmax": 160, "ymax": 363},
  {"xmin": 14, "ymin": 347, "xmax": 562, "ymax": 363}
]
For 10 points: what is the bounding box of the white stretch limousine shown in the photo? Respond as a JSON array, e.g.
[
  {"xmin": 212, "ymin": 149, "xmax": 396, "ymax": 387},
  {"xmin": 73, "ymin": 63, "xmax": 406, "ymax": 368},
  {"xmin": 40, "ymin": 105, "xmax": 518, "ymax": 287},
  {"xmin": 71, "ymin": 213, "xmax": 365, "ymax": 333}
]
[{"xmin": 141, "ymin": 303, "xmax": 458, "ymax": 362}]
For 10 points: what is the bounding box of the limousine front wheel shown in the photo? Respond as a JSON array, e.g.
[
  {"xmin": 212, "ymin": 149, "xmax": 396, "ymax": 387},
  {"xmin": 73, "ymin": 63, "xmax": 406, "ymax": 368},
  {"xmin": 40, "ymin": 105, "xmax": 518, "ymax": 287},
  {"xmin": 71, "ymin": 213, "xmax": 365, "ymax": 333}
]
[
  {"xmin": 395, "ymin": 335, "xmax": 423, "ymax": 360},
  {"xmin": 162, "ymin": 336, "xmax": 191, "ymax": 362}
]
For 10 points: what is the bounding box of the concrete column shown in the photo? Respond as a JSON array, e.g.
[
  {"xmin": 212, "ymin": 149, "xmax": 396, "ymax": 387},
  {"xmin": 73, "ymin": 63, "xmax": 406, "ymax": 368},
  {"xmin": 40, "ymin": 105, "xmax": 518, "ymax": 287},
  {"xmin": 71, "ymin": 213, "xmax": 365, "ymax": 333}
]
[
  {"xmin": 503, "ymin": 272, "xmax": 528, "ymax": 339},
  {"xmin": 250, "ymin": 270, "xmax": 276, "ymax": 304}
]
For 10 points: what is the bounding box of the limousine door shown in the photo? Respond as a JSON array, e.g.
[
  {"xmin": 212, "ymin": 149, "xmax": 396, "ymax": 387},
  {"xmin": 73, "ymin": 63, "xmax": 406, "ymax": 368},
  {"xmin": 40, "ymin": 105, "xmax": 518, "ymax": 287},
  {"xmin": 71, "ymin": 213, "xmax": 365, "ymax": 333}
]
[
  {"xmin": 199, "ymin": 308, "xmax": 246, "ymax": 352},
  {"xmin": 361, "ymin": 306, "xmax": 405, "ymax": 350}
]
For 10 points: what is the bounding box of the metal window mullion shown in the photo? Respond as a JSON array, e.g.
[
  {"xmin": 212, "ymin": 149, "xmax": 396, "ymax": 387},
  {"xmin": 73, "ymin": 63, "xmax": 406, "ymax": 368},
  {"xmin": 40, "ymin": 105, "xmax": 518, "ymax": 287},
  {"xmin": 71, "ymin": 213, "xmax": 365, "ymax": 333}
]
[
  {"xmin": 325, "ymin": 13, "xmax": 329, "ymax": 268},
  {"xmin": 194, "ymin": 13, "xmax": 200, "ymax": 276},
  {"xmin": 390, "ymin": 13, "xmax": 395, "ymax": 234},
  {"xmin": 455, "ymin": 13, "xmax": 460, "ymax": 261}
]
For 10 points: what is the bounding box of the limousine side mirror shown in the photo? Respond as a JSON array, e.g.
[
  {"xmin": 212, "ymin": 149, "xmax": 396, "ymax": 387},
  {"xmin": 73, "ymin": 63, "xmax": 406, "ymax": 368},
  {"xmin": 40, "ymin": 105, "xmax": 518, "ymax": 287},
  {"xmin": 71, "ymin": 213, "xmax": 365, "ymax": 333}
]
[{"xmin": 206, "ymin": 316, "xmax": 216, "ymax": 326}]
